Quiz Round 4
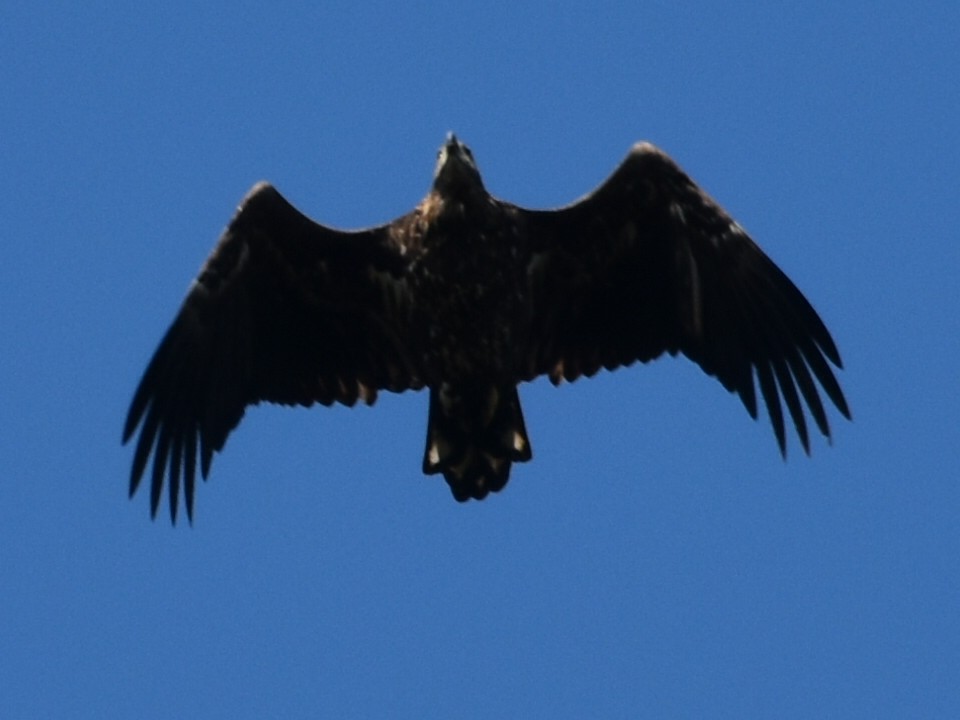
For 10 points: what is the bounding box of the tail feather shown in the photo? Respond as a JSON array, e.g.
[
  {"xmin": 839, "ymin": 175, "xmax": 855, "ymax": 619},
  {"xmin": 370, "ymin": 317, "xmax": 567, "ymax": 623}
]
[{"xmin": 423, "ymin": 383, "xmax": 532, "ymax": 501}]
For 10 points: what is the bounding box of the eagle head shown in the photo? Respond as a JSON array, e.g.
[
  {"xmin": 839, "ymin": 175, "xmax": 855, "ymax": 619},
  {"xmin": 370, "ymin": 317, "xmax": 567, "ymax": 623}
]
[{"xmin": 433, "ymin": 133, "xmax": 484, "ymax": 195}]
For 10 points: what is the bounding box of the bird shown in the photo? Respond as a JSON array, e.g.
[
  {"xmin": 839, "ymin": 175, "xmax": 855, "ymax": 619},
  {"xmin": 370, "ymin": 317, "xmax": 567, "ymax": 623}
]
[{"xmin": 123, "ymin": 133, "xmax": 850, "ymax": 523}]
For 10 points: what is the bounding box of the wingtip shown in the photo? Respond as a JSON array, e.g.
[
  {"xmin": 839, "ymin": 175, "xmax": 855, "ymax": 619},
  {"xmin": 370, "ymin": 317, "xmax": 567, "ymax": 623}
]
[
  {"xmin": 837, "ymin": 395, "xmax": 852, "ymax": 421},
  {"xmin": 776, "ymin": 431, "xmax": 788, "ymax": 460},
  {"xmin": 128, "ymin": 470, "xmax": 141, "ymax": 500},
  {"xmin": 122, "ymin": 391, "xmax": 148, "ymax": 446}
]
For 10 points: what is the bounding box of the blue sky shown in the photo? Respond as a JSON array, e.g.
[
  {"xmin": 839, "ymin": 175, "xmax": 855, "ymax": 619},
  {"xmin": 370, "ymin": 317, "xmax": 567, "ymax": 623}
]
[{"xmin": 2, "ymin": 1, "xmax": 958, "ymax": 717}]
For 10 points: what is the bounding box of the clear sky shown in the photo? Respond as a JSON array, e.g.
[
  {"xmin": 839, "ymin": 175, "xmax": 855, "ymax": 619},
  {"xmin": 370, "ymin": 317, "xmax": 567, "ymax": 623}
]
[{"xmin": 2, "ymin": 2, "xmax": 958, "ymax": 717}]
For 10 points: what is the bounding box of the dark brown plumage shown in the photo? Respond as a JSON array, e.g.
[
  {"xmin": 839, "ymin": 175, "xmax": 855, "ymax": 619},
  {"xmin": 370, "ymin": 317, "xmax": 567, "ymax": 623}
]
[{"xmin": 123, "ymin": 133, "xmax": 850, "ymax": 522}]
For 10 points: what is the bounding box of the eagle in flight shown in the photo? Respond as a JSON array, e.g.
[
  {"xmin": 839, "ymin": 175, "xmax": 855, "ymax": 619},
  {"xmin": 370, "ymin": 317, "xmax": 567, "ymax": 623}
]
[{"xmin": 124, "ymin": 133, "xmax": 850, "ymax": 522}]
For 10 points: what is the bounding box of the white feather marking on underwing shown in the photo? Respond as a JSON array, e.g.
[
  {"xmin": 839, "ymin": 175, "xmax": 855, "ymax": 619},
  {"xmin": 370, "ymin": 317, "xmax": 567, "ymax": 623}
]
[
  {"xmin": 357, "ymin": 382, "xmax": 375, "ymax": 404},
  {"xmin": 550, "ymin": 361, "xmax": 566, "ymax": 384},
  {"xmin": 729, "ymin": 221, "xmax": 747, "ymax": 239},
  {"xmin": 670, "ymin": 202, "xmax": 687, "ymax": 225}
]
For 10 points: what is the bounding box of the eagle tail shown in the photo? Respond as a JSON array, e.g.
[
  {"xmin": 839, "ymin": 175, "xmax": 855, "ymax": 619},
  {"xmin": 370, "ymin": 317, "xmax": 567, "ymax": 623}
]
[{"xmin": 422, "ymin": 383, "xmax": 533, "ymax": 501}]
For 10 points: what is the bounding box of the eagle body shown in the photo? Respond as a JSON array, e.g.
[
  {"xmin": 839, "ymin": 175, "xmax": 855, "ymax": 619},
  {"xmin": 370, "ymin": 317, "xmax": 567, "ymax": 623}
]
[
  {"xmin": 397, "ymin": 143, "xmax": 534, "ymax": 498},
  {"xmin": 124, "ymin": 134, "xmax": 850, "ymax": 522},
  {"xmin": 409, "ymin": 189, "xmax": 529, "ymax": 383}
]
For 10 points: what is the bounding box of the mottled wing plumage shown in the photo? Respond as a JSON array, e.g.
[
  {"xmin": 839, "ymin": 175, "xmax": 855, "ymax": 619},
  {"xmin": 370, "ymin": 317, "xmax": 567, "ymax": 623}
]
[
  {"xmin": 122, "ymin": 183, "xmax": 422, "ymax": 522},
  {"xmin": 521, "ymin": 143, "xmax": 850, "ymax": 454}
]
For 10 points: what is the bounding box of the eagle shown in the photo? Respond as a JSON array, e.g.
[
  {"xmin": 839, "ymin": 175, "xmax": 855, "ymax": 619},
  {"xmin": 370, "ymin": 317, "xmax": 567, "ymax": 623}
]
[{"xmin": 124, "ymin": 133, "xmax": 850, "ymax": 522}]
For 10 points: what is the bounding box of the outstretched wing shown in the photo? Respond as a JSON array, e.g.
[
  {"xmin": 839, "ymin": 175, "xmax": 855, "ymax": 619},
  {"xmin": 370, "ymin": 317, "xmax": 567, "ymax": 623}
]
[
  {"xmin": 123, "ymin": 183, "xmax": 423, "ymax": 522},
  {"xmin": 520, "ymin": 142, "xmax": 850, "ymax": 454}
]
